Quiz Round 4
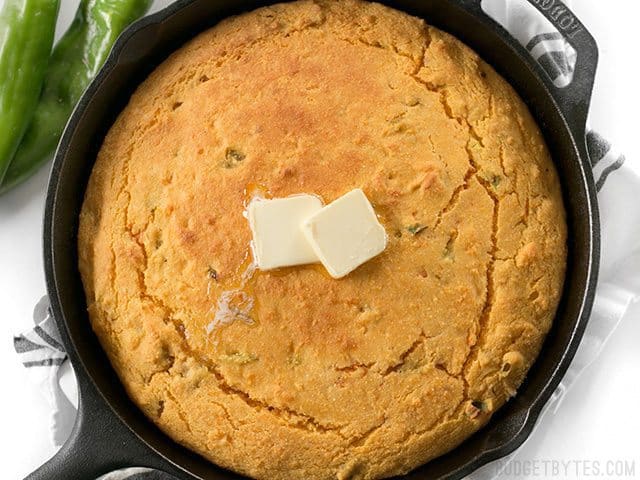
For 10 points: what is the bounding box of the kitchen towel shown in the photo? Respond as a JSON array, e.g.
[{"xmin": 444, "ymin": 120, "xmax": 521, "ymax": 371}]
[{"xmin": 13, "ymin": 0, "xmax": 639, "ymax": 479}]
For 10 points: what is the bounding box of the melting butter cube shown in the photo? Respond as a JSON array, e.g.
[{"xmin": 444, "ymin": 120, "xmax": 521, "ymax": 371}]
[
  {"xmin": 302, "ymin": 189, "xmax": 387, "ymax": 278},
  {"xmin": 248, "ymin": 195, "xmax": 322, "ymax": 270}
]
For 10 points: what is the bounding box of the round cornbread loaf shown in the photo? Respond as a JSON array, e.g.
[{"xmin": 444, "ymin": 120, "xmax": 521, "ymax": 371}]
[{"xmin": 78, "ymin": 1, "xmax": 567, "ymax": 478}]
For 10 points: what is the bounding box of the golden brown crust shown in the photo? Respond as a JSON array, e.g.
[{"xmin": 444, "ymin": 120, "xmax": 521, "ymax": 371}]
[{"xmin": 78, "ymin": 1, "xmax": 567, "ymax": 478}]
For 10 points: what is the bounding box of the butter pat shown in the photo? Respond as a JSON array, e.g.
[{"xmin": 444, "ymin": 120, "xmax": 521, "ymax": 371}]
[
  {"xmin": 248, "ymin": 195, "xmax": 322, "ymax": 270},
  {"xmin": 302, "ymin": 189, "xmax": 387, "ymax": 278}
]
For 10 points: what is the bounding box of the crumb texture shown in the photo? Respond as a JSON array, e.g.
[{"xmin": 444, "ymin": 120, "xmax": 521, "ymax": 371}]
[{"xmin": 78, "ymin": 1, "xmax": 567, "ymax": 479}]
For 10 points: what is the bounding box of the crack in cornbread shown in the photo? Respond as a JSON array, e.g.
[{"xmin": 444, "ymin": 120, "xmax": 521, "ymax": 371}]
[{"xmin": 78, "ymin": 1, "xmax": 567, "ymax": 478}]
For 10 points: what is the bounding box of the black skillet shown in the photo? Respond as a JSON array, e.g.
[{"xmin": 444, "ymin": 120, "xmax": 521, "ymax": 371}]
[{"xmin": 28, "ymin": 0, "xmax": 600, "ymax": 478}]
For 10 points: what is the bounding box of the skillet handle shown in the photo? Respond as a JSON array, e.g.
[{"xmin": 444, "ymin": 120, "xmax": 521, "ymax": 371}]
[
  {"xmin": 24, "ymin": 370, "xmax": 187, "ymax": 480},
  {"xmin": 461, "ymin": 0, "xmax": 598, "ymax": 139}
]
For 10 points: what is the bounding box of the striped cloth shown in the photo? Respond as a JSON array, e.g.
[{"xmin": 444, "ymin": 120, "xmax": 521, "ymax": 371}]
[
  {"xmin": 588, "ymin": 131, "xmax": 627, "ymax": 192},
  {"xmin": 14, "ymin": 1, "xmax": 636, "ymax": 479}
]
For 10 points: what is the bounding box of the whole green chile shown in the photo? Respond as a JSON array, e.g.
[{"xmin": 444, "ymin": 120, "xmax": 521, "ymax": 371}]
[{"xmin": 0, "ymin": 0, "xmax": 59, "ymax": 184}]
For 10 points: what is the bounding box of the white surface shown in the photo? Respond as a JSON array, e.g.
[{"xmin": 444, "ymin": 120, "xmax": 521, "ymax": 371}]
[
  {"xmin": 0, "ymin": 1, "xmax": 638, "ymax": 479},
  {"xmin": 302, "ymin": 189, "xmax": 387, "ymax": 278},
  {"xmin": 249, "ymin": 194, "xmax": 323, "ymax": 269}
]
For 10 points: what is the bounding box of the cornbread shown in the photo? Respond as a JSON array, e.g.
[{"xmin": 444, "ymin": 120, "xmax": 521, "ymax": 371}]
[{"xmin": 78, "ymin": 1, "xmax": 567, "ymax": 479}]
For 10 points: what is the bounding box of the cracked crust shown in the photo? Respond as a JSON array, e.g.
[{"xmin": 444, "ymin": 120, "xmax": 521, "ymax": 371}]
[{"xmin": 78, "ymin": 1, "xmax": 567, "ymax": 479}]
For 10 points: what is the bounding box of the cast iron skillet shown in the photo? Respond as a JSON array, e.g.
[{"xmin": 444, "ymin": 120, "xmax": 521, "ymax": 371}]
[{"xmin": 28, "ymin": 0, "xmax": 600, "ymax": 478}]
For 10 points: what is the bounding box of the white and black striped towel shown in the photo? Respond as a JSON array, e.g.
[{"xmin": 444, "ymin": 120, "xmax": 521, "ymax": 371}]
[{"xmin": 14, "ymin": 1, "xmax": 638, "ymax": 479}]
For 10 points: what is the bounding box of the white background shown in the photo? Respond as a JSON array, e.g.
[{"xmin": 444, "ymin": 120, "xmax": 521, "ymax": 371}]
[{"xmin": 1, "ymin": 1, "xmax": 638, "ymax": 479}]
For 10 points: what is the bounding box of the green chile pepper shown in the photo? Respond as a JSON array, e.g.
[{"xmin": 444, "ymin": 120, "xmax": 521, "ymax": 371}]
[
  {"xmin": 0, "ymin": 0, "xmax": 152, "ymax": 194},
  {"xmin": 0, "ymin": 0, "xmax": 60, "ymax": 184}
]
